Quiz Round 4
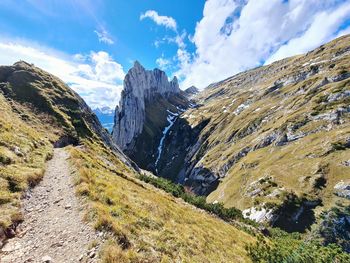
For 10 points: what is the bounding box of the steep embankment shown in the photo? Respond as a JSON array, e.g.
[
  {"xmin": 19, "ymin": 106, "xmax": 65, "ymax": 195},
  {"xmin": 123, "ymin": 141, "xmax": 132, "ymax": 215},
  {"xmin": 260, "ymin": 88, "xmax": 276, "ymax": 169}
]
[
  {"xmin": 0, "ymin": 62, "xmax": 257, "ymax": 262},
  {"xmin": 156, "ymin": 35, "xmax": 350, "ymax": 232},
  {"xmin": 112, "ymin": 61, "xmax": 189, "ymax": 173}
]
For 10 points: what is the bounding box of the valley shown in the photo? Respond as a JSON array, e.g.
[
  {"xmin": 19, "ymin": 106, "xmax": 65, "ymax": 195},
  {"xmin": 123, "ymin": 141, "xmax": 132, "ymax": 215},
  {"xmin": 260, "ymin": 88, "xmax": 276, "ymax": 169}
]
[
  {"xmin": 0, "ymin": 35, "xmax": 349, "ymax": 262},
  {"xmin": 0, "ymin": 61, "xmax": 254, "ymax": 262},
  {"xmin": 128, "ymin": 35, "xmax": 350, "ymax": 235}
]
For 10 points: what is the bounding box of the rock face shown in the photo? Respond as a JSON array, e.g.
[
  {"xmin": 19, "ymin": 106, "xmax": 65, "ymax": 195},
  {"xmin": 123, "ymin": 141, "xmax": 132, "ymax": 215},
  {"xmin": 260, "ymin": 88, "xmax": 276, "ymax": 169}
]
[
  {"xmin": 334, "ymin": 181, "xmax": 350, "ymax": 199},
  {"xmin": 112, "ymin": 61, "xmax": 188, "ymax": 171},
  {"xmin": 113, "ymin": 61, "xmax": 180, "ymax": 150}
]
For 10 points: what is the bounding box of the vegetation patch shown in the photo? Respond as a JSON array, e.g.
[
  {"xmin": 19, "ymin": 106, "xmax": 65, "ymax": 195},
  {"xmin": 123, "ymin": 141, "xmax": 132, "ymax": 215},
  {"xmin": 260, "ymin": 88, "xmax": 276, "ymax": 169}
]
[
  {"xmin": 246, "ymin": 228, "xmax": 350, "ymax": 263},
  {"xmin": 137, "ymin": 174, "xmax": 258, "ymax": 226},
  {"xmin": 0, "ymin": 94, "xmax": 54, "ymax": 231}
]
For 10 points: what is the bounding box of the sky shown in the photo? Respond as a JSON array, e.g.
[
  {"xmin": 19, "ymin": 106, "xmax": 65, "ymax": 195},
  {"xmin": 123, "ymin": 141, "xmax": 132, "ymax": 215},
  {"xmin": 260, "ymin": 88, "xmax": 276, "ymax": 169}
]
[{"xmin": 0, "ymin": 0, "xmax": 349, "ymax": 110}]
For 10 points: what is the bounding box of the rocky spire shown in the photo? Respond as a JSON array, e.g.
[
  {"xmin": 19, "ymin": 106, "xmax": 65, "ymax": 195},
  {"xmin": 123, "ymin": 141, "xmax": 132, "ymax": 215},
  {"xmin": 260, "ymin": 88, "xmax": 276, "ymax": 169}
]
[{"xmin": 112, "ymin": 61, "xmax": 180, "ymax": 150}]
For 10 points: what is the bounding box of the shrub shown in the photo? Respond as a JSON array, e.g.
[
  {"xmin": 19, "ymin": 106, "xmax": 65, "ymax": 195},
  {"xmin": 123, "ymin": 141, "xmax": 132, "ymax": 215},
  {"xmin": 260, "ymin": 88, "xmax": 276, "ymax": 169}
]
[
  {"xmin": 245, "ymin": 230, "xmax": 350, "ymax": 263},
  {"xmin": 138, "ymin": 174, "xmax": 246, "ymax": 223}
]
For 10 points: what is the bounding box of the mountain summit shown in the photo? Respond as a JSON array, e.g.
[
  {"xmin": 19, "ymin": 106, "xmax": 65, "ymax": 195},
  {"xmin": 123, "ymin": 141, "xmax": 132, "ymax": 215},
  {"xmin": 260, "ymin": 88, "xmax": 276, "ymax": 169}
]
[{"xmin": 112, "ymin": 62, "xmax": 189, "ymax": 172}]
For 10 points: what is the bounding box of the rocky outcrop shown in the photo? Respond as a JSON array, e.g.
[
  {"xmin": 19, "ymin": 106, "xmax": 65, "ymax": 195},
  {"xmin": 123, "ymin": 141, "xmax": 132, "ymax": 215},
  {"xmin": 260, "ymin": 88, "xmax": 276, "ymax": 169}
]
[
  {"xmin": 243, "ymin": 206, "xmax": 275, "ymax": 223},
  {"xmin": 112, "ymin": 61, "xmax": 189, "ymax": 172},
  {"xmin": 334, "ymin": 181, "xmax": 350, "ymax": 199},
  {"xmin": 113, "ymin": 61, "xmax": 180, "ymax": 150}
]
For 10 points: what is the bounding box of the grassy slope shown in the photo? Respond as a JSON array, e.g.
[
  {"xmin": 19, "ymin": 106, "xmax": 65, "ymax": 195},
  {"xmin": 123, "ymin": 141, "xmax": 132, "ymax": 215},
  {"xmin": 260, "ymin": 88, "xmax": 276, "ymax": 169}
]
[
  {"xmin": 0, "ymin": 62, "xmax": 256, "ymax": 262},
  {"xmin": 173, "ymin": 35, "xmax": 350, "ymax": 215},
  {"xmin": 0, "ymin": 93, "xmax": 54, "ymax": 229},
  {"xmin": 69, "ymin": 140, "xmax": 254, "ymax": 262}
]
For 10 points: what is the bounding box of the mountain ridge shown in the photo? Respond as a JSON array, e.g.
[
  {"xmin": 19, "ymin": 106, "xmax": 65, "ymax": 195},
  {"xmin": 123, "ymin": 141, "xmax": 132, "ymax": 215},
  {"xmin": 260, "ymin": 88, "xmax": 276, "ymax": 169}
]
[{"xmin": 114, "ymin": 35, "xmax": 350, "ymax": 243}]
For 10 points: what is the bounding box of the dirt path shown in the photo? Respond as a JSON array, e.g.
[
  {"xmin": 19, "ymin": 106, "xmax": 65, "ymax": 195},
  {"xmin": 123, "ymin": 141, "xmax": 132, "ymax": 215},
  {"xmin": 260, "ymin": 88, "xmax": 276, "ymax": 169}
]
[{"xmin": 1, "ymin": 148, "xmax": 100, "ymax": 263}]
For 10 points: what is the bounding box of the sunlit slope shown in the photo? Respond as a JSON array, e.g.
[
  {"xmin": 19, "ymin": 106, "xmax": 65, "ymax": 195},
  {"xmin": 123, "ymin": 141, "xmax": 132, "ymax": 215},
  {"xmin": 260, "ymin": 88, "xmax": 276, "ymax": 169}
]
[{"xmin": 162, "ymin": 35, "xmax": 350, "ymax": 220}]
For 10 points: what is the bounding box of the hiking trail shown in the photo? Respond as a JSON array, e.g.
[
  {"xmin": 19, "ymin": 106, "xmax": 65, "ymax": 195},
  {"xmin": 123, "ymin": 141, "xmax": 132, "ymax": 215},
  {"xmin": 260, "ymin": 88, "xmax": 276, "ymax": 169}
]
[{"xmin": 1, "ymin": 148, "xmax": 100, "ymax": 263}]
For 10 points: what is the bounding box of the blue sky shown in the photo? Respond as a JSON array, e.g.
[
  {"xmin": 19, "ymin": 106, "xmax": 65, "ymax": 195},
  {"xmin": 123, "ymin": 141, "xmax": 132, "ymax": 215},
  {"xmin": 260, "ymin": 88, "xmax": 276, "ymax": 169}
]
[
  {"xmin": 0, "ymin": 0, "xmax": 349, "ymax": 109},
  {"xmin": 0, "ymin": 0, "xmax": 202, "ymax": 70}
]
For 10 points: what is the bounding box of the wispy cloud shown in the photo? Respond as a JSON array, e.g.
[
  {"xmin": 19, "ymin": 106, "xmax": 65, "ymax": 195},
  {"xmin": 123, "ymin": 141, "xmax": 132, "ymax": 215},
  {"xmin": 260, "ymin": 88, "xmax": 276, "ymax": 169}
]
[
  {"xmin": 94, "ymin": 28, "xmax": 114, "ymax": 45},
  {"xmin": 141, "ymin": 9, "xmax": 189, "ymax": 77},
  {"xmin": 140, "ymin": 10, "xmax": 177, "ymax": 31},
  {"xmin": 156, "ymin": 56, "xmax": 170, "ymax": 70},
  {"xmin": 0, "ymin": 39, "xmax": 124, "ymax": 109}
]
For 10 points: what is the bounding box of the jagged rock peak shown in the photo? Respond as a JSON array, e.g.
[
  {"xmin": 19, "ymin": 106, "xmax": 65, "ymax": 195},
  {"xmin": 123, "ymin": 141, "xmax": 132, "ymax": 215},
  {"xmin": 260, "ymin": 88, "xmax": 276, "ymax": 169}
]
[
  {"xmin": 133, "ymin": 60, "xmax": 143, "ymax": 68},
  {"xmin": 123, "ymin": 61, "xmax": 180, "ymax": 98},
  {"xmin": 112, "ymin": 61, "xmax": 181, "ymax": 150}
]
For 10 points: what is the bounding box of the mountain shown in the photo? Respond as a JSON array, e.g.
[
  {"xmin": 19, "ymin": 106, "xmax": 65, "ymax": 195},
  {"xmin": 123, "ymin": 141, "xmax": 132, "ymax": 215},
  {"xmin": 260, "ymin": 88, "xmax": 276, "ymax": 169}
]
[
  {"xmin": 116, "ymin": 35, "xmax": 350, "ymax": 249},
  {"xmin": 112, "ymin": 61, "xmax": 189, "ymax": 173},
  {"xmin": 0, "ymin": 61, "xmax": 258, "ymax": 262},
  {"xmin": 1, "ymin": 36, "xmax": 349, "ymax": 262},
  {"xmin": 93, "ymin": 106, "xmax": 114, "ymax": 132},
  {"xmin": 184, "ymin": 86, "xmax": 199, "ymax": 97}
]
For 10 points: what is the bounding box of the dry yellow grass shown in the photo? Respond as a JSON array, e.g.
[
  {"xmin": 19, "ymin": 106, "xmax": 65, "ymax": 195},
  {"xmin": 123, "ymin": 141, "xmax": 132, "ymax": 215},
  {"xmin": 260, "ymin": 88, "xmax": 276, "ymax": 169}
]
[
  {"xmin": 167, "ymin": 35, "xmax": 350, "ymax": 214},
  {"xmin": 69, "ymin": 140, "xmax": 255, "ymax": 262},
  {"xmin": 0, "ymin": 94, "xmax": 55, "ymax": 229}
]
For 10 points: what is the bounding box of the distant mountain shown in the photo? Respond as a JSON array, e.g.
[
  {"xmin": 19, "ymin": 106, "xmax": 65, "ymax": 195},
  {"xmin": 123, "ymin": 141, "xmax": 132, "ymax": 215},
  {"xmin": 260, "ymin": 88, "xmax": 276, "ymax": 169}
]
[
  {"xmin": 184, "ymin": 86, "xmax": 199, "ymax": 96},
  {"xmin": 93, "ymin": 106, "xmax": 114, "ymax": 132}
]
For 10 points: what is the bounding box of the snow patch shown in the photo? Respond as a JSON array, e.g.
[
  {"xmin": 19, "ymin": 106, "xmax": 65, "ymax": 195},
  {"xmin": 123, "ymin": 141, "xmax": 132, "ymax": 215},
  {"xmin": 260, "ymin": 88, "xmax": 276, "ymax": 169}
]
[
  {"xmin": 243, "ymin": 206, "xmax": 274, "ymax": 223},
  {"xmin": 233, "ymin": 103, "xmax": 250, "ymax": 115},
  {"xmin": 176, "ymin": 106, "xmax": 186, "ymax": 112},
  {"xmin": 155, "ymin": 109, "xmax": 178, "ymax": 171},
  {"xmin": 167, "ymin": 109, "xmax": 179, "ymax": 116}
]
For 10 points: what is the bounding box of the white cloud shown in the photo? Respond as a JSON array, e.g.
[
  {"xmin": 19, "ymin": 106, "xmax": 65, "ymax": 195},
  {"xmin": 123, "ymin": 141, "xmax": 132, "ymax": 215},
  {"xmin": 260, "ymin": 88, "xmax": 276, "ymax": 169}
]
[
  {"xmin": 0, "ymin": 40, "xmax": 124, "ymax": 109},
  {"xmin": 175, "ymin": 0, "xmax": 350, "ymax": 89},
  {"xmin": 94, "ymin": 28, "xmax": 114, "ymax": 45},
  {"xmin": 89, "ymin": 51, "xmax": 125, "ymax": 82},
  {"xmin": 266, "ymin": 3, "xmax": 350, "ymax": 64},
  {"xmin": 140, "ymin": 10, "xmax": 177, "ymax": 31},
  {"xmin": 156, "ymin": 57, "xmax": 170, "ymax": 70},
  {"xmin": 141, "ymin": 9, "xmax": 187, "ymax": 75}
]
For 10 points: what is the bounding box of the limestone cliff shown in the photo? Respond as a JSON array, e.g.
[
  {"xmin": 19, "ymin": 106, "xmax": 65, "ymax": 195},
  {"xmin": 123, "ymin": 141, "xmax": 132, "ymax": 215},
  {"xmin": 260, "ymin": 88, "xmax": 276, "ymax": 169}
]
[{"xmin": 112, "ymin": 61, "xmax": 189, "ymax": 172}]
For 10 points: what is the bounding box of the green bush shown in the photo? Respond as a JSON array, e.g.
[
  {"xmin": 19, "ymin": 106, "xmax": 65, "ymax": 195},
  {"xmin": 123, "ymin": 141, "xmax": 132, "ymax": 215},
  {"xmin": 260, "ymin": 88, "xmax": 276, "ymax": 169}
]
[
  {"xmin": 138, "ymin": 174, "xmax": 246, "ymax": 222},
  {"xmin": 245, "ymin": 229, "xmax": 350, "ymax": 263},
  {"xmin": 138, "ymin": 174, "xmax": 184, "ymax": 198},
  {"xmin": 318, "ymin": 206, "xmax": 350, "ymax": 253}
]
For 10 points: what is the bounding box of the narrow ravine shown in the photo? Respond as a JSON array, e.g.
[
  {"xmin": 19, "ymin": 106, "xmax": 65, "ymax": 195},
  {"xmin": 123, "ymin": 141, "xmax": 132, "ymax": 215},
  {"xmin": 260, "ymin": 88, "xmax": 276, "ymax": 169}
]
[
  {"xmin": 0, "ymin": 148, "xmax": 100, "ymax": 263},
  {"xmin": 154, "ymin": 110, "xmax": 179, "ymax": 172}
]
